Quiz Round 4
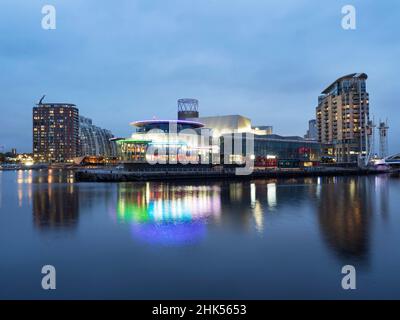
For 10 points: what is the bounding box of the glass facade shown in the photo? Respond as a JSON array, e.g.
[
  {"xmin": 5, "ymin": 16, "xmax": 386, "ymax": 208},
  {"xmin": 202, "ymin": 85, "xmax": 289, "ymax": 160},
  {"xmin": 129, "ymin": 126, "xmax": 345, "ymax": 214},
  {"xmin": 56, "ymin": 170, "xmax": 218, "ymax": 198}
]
[
  {"xmin": 117, "ymin": 120, "xmax": 213, "ymax": 164},
  {"xmin": 119, "ymin": 120, "xmax": 324, "ymax": 167},
  {"xmin": 254, "ymin": 137, "xmax": 321, "ymax": 161},
  {"xmin": 221, "ymin": 133, "xmax": 322, "ymax": 167},
  {"xmin": 79, "ymin": 116, "xmax": 117, "ymax": 157},
  {"xmin": 117, "ymin": 141, "xmax": 149, "ymax": 162}
]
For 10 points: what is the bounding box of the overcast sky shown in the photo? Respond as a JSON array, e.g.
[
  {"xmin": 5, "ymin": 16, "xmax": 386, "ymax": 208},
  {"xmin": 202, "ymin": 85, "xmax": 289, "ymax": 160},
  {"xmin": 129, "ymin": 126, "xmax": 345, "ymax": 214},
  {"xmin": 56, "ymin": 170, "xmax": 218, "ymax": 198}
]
[{"xmin": 1, "ymin": 0, "xmax": 399, "ymax": 153}]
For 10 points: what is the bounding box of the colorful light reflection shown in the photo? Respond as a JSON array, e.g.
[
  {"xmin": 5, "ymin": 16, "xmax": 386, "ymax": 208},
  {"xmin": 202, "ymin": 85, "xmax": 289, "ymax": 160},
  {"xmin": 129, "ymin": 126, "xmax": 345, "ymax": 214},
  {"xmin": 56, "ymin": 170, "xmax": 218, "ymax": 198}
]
[
  {"xmin": 115, "ymin": 184, "xmax": 221, "ymax": 245},
  {"xmin": 131, "ymin": 222, "xmax": 207, "ymax": 246}
]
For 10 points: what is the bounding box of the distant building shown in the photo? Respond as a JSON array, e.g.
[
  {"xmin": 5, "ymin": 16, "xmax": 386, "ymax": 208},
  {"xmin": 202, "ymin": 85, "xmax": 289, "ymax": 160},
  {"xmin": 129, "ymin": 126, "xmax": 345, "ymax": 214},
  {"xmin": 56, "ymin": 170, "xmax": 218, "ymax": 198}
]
[
  {"xmin": 252, "ymin": 125, "xmax": 273, "ymax": 135},
  {"xmin": 378, "ymin": 120, "xmax": 389, "ymax": 159},
  {"xmin": 304, "ymin": 119, "xmax": 317, "ymax": 140},
  {"xmin": 316, "ymin": 73, "xmax": 370, "ymax": 163},
  {"xmin": 33, "ymin": 100, "xmax": 79, "ymax": 163},
  {"xmin": 79, "ymin": 116, "xmax": 117, "ymax": 157}
]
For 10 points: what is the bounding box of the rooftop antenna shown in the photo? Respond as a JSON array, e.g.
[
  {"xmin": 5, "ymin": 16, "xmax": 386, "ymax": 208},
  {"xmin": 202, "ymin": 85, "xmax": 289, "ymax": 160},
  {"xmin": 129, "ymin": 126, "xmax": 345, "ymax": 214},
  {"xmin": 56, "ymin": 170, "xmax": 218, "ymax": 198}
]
[{"xmin": 38, "ymin": 95, "xmax": 46, "ymax": 105}]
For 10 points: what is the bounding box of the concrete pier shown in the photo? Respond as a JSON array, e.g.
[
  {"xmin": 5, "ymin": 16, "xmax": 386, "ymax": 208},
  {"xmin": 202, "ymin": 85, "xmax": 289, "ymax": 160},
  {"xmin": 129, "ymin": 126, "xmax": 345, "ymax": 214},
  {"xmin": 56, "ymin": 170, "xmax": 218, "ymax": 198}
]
[{"xmin": 75, "ymin": 166, "xmax": 384, "ymax": 182}]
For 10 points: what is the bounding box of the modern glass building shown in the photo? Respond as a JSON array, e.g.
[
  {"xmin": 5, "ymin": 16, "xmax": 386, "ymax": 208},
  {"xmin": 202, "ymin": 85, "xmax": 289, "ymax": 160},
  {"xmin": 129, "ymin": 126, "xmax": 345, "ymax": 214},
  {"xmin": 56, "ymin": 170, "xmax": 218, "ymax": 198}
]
[
  {"xmin": 304, "ymin": 119, "xmax": 318, "ymax": 140},
  {"xmin": 116, "ymin": 108, "xmax": 325, "ymax": 168},
  {"xmin": 222, "ymin": 133, "xmax": 323, "ymax": 167},
  {"xmin": 115, "ymin": 120, "xmax": 215, "ymax": 165},
  {"xmin": 79, "ymin": 116, "xmax": 117, "ymax": 157}
]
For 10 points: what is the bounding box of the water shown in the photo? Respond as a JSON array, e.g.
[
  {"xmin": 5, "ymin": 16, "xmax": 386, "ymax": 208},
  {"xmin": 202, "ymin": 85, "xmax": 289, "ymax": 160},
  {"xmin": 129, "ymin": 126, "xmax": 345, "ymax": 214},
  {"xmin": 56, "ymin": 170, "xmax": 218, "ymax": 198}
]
[{"xmin": 1, "ymin": 169, "xmax": 400, "ymax": 299}]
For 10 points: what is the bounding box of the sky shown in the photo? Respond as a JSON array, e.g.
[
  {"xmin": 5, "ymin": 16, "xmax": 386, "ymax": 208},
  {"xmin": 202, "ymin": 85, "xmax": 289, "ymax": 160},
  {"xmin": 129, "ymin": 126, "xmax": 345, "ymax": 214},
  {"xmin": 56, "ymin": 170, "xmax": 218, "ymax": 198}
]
[{"xmin": 0, "ymin": 0, "xmax": 399, "ymax": 153}]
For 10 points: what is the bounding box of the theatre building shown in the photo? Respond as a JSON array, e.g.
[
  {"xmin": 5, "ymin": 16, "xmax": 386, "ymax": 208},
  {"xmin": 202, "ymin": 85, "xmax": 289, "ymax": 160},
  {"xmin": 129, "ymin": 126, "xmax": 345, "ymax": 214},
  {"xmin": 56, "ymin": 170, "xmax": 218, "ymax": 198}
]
[{"xmin": 114, "ymin": 119, "xmax": 216, "ymax": 167}]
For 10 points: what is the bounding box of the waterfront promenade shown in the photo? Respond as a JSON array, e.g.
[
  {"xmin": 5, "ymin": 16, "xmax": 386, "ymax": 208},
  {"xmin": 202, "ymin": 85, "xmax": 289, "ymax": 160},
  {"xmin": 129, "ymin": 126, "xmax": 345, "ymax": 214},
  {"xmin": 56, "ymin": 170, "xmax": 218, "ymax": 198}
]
[{"xmin": 75, "ymin": 166, "xmax": 385, "ymax": 182}]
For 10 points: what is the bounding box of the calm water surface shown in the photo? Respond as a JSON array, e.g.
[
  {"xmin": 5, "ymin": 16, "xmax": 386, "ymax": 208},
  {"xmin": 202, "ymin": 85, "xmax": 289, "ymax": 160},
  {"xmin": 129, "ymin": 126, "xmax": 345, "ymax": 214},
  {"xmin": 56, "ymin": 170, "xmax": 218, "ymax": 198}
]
[{"xmin": 1, "ymin": 169, "xmax": 400, "ymax": 299}]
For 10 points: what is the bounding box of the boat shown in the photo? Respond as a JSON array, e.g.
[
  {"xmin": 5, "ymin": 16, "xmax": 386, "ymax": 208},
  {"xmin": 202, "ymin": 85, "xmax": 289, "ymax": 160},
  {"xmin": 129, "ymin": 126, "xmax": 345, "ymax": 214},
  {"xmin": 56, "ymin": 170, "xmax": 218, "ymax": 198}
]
[{"xmin": 370, "ymin": 158, "xmax": 391, "ymax": 172}]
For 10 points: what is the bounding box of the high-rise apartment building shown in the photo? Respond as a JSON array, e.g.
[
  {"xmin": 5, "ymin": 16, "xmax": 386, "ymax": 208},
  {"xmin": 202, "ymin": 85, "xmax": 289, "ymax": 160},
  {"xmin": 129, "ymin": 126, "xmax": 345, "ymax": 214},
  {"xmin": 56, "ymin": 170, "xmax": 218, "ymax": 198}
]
[
  {"xmin": 33, "ymin": 102, "xmax": 79, "ymax": 163},
  {"xmin": 304, "ymin": 119, "xmax": 317, "ymax": 140},
  {"xmin": 79, "ymin": 116, "xmax": 117, "ymax": 157},
  {"xmin": 316, "ymin": 73, "xmax": 370, "ymax": 163}
]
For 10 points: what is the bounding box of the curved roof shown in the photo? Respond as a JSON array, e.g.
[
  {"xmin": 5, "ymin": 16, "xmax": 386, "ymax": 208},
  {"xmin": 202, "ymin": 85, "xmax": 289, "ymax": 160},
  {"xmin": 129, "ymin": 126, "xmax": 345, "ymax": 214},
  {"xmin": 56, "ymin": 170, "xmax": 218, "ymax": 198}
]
[
  {"xmin": 130, "ymin": 119, "xmax": 204, "ymax": 128},
  {"xmin": 37, "ymin": 103, "xmax": 76, "ymax": 107},
  {"xmin": 321, "ymin": 73, "xmax": 368, "ymax": 94}
]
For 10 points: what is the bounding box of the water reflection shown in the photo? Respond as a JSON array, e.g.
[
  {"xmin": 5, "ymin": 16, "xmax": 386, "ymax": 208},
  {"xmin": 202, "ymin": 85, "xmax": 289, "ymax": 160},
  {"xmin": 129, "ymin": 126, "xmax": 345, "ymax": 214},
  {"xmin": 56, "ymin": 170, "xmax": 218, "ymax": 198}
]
[
  {"xmin": 9, "ymin": 170, "xmax": 392, "ymax": 261},
  {"xmin": 375, "ymin": 175, "xmax": 389, "ymax": 220},
  {"xmin": 33, "ymin": 184, "xmax": 79, "ymax": 229},
  {"xmin": 29, "ymin": 170, "xmax": 114, "ymax": 230},
  {"xmin": 220, "ymin": 179, "xmax": 318, "ymax": 233},
  {"xmin": 316, "ymin": 175, "xmax": 390, "ymax": 264},
  {"xmin": 250, "ymin": 183, "xmax": 264, "ymax": 232},
  {"xmin": 267, "ymin": 182, "xmax": 277, "ymax": 209},
  {"xmin": 114, "ymin": 183, "xmax": 221, "ymax": 245},
  {"xmin": 0, "ymin": 171, "xmax": 3, "ymax": 208},
  {"xmin": 17, "ymin": 170, "xmax": 33, "ymax": 207},
  {"xmin": 218, "ymin": 176, "xmax": 391, "ymax": 265},
  {"xmin": 2, "ymin": 169, "xmax": 398, "ymax": 298},
  {"xmin": 31, "ymin": 169, "xmax": 79, "ymax": 230}
]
